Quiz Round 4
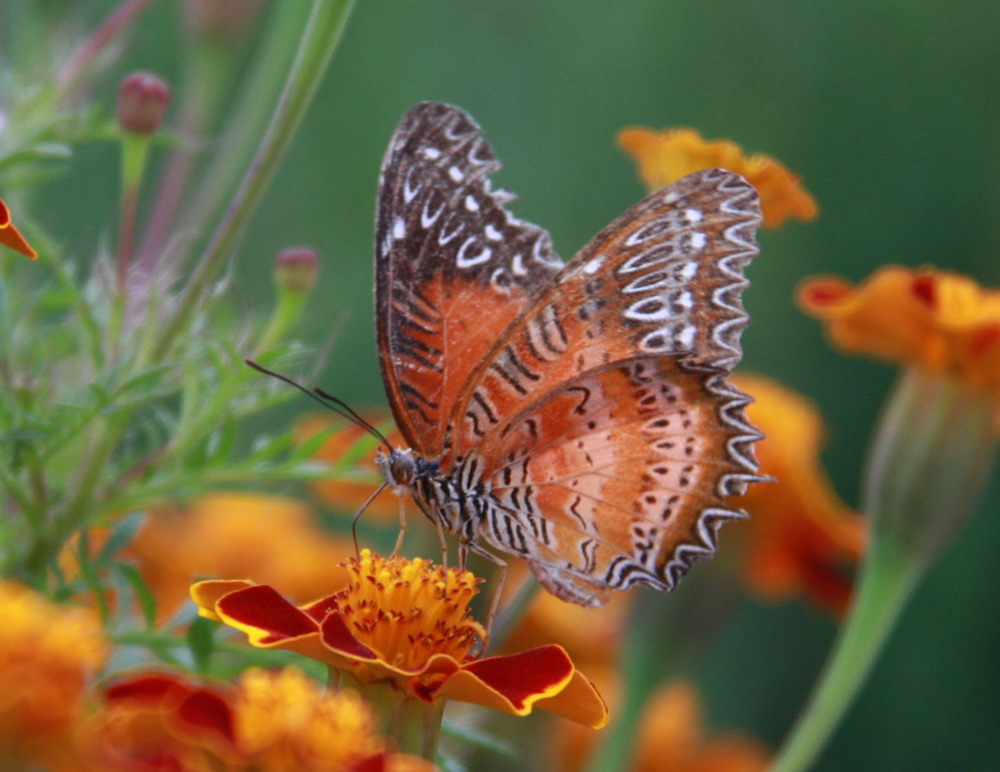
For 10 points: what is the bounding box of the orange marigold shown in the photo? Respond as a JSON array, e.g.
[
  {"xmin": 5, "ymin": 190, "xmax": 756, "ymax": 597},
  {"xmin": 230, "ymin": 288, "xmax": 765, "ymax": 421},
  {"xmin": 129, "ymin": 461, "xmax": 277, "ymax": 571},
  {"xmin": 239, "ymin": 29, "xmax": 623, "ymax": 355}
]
[
  {"xmin": 733, "ymin": 374, "xmax": 865, "ymax": 615},
  {"xmin": 128, "ymin": 492, "xmax": 353, "ymax": 620},
  {"xmin": 0, "ymin": 581, "xmax": 107, "ymax": 768},
  {"xmin": 799, "ymin": 266, "xmax": 1000, "ymax": 408},
  {"xmin": 618, "ymin": 127, "xmax": 817, "ymax": 228}
]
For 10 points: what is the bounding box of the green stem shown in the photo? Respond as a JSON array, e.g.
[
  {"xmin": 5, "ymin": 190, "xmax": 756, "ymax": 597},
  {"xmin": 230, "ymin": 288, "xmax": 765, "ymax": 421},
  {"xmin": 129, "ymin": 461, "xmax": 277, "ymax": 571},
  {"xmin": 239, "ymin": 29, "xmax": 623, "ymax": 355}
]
[
  {"xmin": 769, "ymin": 541, "xmax": 922, "ymax": 772},
  {"xmin": 118, "ymin": 132, "xmax": 151, "ymax": 291},
  {"xmin": 185, "ymin": 2, "xmax": 313, "ymax": 239},
  {"xmin": 145, "ymin": 0, "xmax": 356, "ymax": 365}
]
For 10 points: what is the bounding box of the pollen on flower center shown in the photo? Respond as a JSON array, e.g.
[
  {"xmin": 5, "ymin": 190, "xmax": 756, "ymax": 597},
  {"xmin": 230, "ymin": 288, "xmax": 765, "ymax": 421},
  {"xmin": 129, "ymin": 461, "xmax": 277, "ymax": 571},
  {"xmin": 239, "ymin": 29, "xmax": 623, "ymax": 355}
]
[{"xmin": 336, "ymin": 550, "xmax": 485, "ymax": 670}]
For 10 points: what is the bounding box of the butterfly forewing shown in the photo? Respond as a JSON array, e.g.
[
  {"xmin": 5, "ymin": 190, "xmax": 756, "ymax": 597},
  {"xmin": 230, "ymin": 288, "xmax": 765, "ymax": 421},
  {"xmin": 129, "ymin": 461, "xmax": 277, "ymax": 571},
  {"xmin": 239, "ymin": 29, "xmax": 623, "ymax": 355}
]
[
  {"xmin": 375, "ymin": 103, "xmax": 764, "ymax": 607},
  {"xmin": 375, "ymin": 103, "xmax": 562, "ymax": 455}
]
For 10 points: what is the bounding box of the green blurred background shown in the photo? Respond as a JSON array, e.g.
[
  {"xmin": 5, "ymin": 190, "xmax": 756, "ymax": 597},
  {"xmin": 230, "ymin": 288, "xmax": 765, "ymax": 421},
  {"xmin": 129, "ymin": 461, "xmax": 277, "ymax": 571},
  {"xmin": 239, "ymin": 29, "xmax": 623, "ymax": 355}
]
[{"xmin": 37, "ymin": 1, "xmax": 1000, "ymax": 769}]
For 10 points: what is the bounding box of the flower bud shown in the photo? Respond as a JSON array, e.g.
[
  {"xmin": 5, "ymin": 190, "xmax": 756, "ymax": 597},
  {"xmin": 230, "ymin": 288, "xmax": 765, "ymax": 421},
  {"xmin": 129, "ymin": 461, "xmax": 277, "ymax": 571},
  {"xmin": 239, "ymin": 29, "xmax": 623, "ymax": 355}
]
[
  {"xmin": 183, "ymin": 0, "xmax": 264, "ymax": 43},
  {"xmin": 274, "ymin": 247, "xmax": 319, "ymax": 294},
  {"xmin": 117, "ymin": 72, "xmax": 170, "ymax": 135}
]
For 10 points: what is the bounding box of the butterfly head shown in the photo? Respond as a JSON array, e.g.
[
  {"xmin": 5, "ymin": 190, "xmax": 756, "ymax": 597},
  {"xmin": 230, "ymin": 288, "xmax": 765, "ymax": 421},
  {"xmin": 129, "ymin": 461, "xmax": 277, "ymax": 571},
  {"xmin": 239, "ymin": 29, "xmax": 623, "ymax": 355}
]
[{"xmin": 377, "ymin": 447, "xmax": 439, "ymax": 493}]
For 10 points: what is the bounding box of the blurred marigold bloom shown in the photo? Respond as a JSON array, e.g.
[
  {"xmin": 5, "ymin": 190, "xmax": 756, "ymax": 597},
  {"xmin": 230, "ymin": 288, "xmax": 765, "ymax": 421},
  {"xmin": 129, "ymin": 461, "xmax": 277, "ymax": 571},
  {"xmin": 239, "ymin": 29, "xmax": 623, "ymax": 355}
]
[
  {"xmin": 80, "ymin": 668, "xmax": 429, "ymax": 771},
  {"xmin": 128, "ymin": 492, "xmax": 353, "ymax": 620},
  {"xmin": 733, "ymin": 374, "xmax": 865, "ymax": 615},
  {"xmin": 297, "ymin": 413, "xmax": 404, "ymax": 520},
  {"xmin": 632, "ymin": 682, "xmax": 770, "ymax": 772},
  {"xmin": 233, "ymin": 667, "xmax": 435, "ymax": 771},
  {"xmin": 192, "ymin": 550, "xmax": 608, "ymax": 727},
  {"xmin": 799, "ymin": 266, "xmax": 1000, "ymax": 410},
  {"xmin": 0, "ymin": 582, "xmax": 108, "ymax": 767},
  {"xmin": 79, "ymin": 671, "xmax": 239, "ymax": 770},
  {"xmin": 617, "ymin": 127, "xmax": 817, "ymax": 227},
  {"xmin": 0, "ymin": 198, "xmax": 38, "ymax": 258}
]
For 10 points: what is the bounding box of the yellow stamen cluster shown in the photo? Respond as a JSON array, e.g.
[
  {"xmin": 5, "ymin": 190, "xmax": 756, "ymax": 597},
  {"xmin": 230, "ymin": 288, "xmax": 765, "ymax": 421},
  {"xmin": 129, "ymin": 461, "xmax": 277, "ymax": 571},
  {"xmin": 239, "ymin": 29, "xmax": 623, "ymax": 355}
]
[
  {"xmin": 235, "ymin": 667, "xmax": 385, "ymax": 768},
  {"xmin": 337, "ymin": 550, "xmax": 485, "ymax": 671}
]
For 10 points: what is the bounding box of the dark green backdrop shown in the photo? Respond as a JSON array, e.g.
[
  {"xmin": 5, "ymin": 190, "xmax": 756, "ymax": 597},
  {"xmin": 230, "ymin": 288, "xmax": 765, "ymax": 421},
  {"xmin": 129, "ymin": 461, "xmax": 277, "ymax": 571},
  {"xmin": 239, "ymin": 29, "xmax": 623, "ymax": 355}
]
[{"xmin": 43, "ymin": 1, "xmax": 1000, "ymax": 769}]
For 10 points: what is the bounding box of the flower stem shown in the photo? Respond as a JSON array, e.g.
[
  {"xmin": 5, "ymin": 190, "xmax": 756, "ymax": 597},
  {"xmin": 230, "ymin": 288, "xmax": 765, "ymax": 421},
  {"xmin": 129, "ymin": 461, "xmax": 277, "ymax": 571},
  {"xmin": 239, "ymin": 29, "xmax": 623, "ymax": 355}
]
[
  {"xmin": 769, "ymin": 540, "xmax": 922, "ymax": 772},
  {"xmin": 145, "ymin": 0, "xmax": 356, "ymax": 365},
  {"xmin": 118, "ymin": 132, "xmax": 151, "ymax": 291}
]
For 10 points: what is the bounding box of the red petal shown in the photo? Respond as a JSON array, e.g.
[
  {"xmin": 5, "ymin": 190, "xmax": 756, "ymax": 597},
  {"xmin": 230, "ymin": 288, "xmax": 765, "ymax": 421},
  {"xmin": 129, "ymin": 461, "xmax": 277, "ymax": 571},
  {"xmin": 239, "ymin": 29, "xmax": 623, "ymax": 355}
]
[
  {"xmin": 319, "ymin": 612, "xmax": 380, "ymax": 660},
  {"xmin": 176, "ymin": 688, "xmax": 237, "ymax": 746},
  {"xmin": 217, "ymin": 584, "xmax": 317, "ymax": 639},
  {"xmin": 459, "ymin": 645, "xmax": 574, "ymax": 712},
  {"xmin": 106, "ymin": 673, "xmax": 193, "ymax": 702}
]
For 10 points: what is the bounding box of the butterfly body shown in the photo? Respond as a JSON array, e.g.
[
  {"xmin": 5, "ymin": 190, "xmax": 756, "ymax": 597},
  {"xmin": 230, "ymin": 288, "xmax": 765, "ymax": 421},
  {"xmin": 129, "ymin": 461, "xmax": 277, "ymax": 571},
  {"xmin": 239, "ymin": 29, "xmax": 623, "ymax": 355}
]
[{"xmin": 375, "ymin": 103, "xmax": 763, "ymax": 607}]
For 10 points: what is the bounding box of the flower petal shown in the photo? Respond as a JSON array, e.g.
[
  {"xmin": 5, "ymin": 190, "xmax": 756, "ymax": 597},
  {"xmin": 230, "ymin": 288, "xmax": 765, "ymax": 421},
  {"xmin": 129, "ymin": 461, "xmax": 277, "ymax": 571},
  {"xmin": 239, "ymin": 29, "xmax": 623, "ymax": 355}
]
[
  {"xmin": 214, "ymin": 584, "xmax": 318, "ymax": 643},
  {"xmin": 191, "ymin": 579, "xmax": 256, "ymax": 621},
  {"xmin": 435, "ymin": 645, "xmax": 587, "ymax": 720},
  {"xmin": 0, "ymin": 199, "xmax": 38, "ymax": 259}
]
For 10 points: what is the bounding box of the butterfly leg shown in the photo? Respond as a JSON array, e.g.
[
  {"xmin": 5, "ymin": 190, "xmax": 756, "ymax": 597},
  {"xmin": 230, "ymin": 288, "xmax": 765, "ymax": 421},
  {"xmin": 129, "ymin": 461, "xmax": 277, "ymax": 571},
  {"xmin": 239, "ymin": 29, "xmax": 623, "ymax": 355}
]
[
  {"xmin": 352, "ymin": 482, "xmax": 390, "ymax": 559},
  {"xmin": 391, "ymin": 495, "xmax": 408, "ymax": 557},
  {"xmin": 435, "ymin": 515, "xmax": 450, "ymax": 570},
  {"xmin": 463, "ymin": 540, "xmax": 508, "ymax": 650}
]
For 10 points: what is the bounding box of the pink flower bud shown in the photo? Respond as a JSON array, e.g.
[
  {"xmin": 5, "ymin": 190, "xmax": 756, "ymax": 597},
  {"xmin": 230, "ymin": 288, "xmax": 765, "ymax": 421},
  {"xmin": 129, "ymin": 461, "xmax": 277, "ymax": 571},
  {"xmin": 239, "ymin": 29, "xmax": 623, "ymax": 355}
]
[
  {"xmin": 117, "ymin": 72, "xmax": 170, "ymax": 135},
  {"xmin": 275, "ymin": 247, "xmax": 319, "ymax": 293}
]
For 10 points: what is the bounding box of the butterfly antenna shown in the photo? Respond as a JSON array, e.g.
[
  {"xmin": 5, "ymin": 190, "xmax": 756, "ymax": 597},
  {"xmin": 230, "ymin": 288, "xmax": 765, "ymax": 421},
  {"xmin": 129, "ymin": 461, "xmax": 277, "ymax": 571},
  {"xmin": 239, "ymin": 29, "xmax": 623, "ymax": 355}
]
[
  {"xmin": 314, "ymin": 386, "xmax": 392, "ymax": 449},
  {"xmin": 244, "ymin": 359, "xmax": 392, "ymax": 451}
]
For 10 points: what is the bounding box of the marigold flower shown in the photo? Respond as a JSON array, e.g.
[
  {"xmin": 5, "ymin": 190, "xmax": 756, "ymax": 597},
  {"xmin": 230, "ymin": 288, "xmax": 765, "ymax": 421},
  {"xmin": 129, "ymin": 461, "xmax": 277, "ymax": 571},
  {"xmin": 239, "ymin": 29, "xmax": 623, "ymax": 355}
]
[
  {"xmin": 297, "ymin": 414, "xmax": 405, "ymax": 520},
  {"xmin": 233, "ymin": 667, "xmax": 436, "ymax": 771},
  {"xmin": 0, "ymin": 198, "xmax": 38, "ymax": 258},
  {"xmin": 128, "ymin": 492, "xmax": 353, "ymax": 620},
  {"xmin": 733, "ymin": 374, "xmax": 865, "ymax": 615},
  {"xmin": 618, "ymin": 127, "xmax": 817, "ymax": 227},
  {"xmin": 799, "ymin": 266, "xmax": 1000, "ymax": 407},
  {"xmin": 78, "ymin": 671, "xmax": 239, "ymax": 770},
  {"xmin": 0, "ymin": 581, "xmax": 108, "ymax": 767},
  {"xmin": 632, "ymin": 682, "xmax": 770, "ymax": 772},
  {"xmin": 192, "ymin": 550, "xmax": 608, "ymax": 728}
]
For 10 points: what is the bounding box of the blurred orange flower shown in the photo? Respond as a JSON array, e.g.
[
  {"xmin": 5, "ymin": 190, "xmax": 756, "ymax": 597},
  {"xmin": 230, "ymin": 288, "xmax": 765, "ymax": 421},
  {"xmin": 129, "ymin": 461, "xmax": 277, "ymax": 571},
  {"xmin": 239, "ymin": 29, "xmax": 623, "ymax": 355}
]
[
  {"xmin": 799, "ymin": 266, "xmax": 1000, "ymax": 407},
  {"xmin": 192, "ymin": 551, "xmax": 608, "ymax": 728},
  {"xmin": 632, "ymin": 682, "xmax": 770, "ymax": 772},
  {"xmin": 618, "ymin": 127, "xmax": 817, "ymax": 227},
  {"xmin": 733, "ymin": 374, "xmax": 866, "ymax": 615},
  {"xmin": 128, "ymin": 492, "xmax": 354, "ymax": 620},
  {"xmin": 0, "ymin": 198, "xmax": 38, "ymax": 258},
  {"xmin": 0, "ymin": 581, "xmax": 107, "ymax": 768},
  {"xmin": 297, "ymin": 413, "xmax": 403, "ymax": 520},
  {"xmin": 79, "ymin": 667, "xmax": 434, "ymax": 771}
]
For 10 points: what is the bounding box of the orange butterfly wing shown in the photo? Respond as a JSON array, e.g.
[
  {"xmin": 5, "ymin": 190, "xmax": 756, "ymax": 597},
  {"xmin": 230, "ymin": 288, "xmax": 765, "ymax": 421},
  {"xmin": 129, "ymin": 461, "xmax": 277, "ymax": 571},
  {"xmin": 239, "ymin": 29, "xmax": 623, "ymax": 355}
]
[
  {"xmin": 442, "ymin": 169, "xmax": 763, "ymax": 605},
  {"xmin": 375, "ymin": 103, "xmax": 562, "ymax": 456}
]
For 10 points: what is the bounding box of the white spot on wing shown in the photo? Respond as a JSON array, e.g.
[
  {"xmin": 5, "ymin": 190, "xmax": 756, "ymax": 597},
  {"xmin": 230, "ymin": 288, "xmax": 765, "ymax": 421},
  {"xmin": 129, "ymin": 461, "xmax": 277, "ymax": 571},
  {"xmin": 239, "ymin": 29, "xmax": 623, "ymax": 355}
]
[
  {"xmin": 393, "ymin": 217, "xmax": 406, "ymax": 239},
  {"xmin": 456, "ymin": 237, "xmax": 493, "ymax": 267},
  {"xmin": 685, "ymin": 208, "xmax": 703, "ymax": 223},
  {"xmin": 485, "ymin": 224, "xmax": 503, "ymax": 241},
  {"xmin": 422, "ymin": 146, "xmax": 442, "ymax": 160},
  {"xmin": 511, "ymin": 253, "xmax": 527, "ymax": 276},
  {"xmin": 448, "ymin": 165, "xmax": 465, "ymax": 182},
  {"xmin": 465, "ymin": 194, "xmax": 480, "ymax": 212},
  {"xmin": 583, "ymin": 257, "xmax": 605, "ymax": 275}
]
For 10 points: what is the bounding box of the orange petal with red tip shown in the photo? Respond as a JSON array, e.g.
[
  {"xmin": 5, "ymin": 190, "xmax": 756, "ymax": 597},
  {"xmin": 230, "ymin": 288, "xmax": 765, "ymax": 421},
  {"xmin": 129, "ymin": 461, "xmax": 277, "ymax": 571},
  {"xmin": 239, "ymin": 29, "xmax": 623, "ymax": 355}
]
[
  {"xmin": 434, "ymin": 645, "xmax": 607, "ymax": 727},
  {"xmin": 0, "ymin": 199, "xmax": 38, "ymax": 259},
  {"xmin": 190, "ymin": 578, "xmax": 256, "ymax": 621}
]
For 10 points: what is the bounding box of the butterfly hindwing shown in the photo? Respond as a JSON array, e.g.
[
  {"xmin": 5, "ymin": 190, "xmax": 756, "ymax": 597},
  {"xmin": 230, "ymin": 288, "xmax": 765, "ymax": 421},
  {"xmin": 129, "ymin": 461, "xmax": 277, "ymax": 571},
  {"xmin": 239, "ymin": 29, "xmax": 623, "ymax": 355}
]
[
  {"xmin": 440, "ymin": 168, "xmax": 762, "ymax": 603},
  {"xmin": 375, "ymin": 103, "xmax": 563, "ymax": 456}
]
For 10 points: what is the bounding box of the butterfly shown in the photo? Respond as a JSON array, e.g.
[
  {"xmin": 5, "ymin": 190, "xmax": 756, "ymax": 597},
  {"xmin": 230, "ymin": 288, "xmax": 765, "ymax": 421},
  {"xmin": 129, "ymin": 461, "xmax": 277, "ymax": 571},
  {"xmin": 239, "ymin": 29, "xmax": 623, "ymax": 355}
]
[{"xmin": 374, "ymin": 102, "xmax": 763, "ymax": 607}]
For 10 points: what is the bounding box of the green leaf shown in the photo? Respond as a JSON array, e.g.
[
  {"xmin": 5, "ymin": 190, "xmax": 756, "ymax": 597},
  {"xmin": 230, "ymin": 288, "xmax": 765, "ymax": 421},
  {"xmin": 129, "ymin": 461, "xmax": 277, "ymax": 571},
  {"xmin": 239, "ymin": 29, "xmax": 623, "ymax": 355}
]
[
  {"xmin": 116, "ymin": 562, "xmax": 158, "ymax": 629},
  {"xmin": 441, "ymin": 719, "xmax": 517, "ymax": 758}
]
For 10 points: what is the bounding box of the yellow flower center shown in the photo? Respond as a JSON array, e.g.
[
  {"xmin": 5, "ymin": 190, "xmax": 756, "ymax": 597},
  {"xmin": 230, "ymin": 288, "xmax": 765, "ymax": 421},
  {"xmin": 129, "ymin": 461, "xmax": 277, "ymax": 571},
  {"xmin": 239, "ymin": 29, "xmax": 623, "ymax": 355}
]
[{"xmin": 336, "ymin": 550, "xmax": 485, "ymax": 671}]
